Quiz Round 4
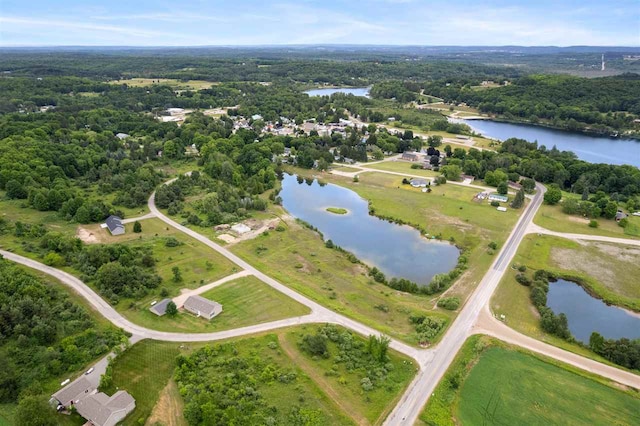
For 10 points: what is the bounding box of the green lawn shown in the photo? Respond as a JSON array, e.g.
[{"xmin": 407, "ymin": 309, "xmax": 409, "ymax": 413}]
[
  {"xmin": 108, "ymin": 78, "xmax": 215, "ymax": 90},
  {"xmin": 365, "ymin": 161, "xmax": 440, "ymax": 178},
  {"xmin": 420, "ymin": 336, "xmax": 640, "ymax": 426},
  {"xmin": 534, "ymin": 193, "xmax": 640, "ymax": 240},
  {"xmin": 125, "ymin": 275, "xmax": 310, "ymax": 332},
  {"xmin": 332, "ymin": 166, "xmax": 361, "ymax": 173}
]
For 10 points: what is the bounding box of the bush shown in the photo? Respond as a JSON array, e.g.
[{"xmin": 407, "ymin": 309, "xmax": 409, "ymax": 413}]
[
  {"xmin": 164, "ymin": 237, "xmax": 182, "ymax": 247},
  {"xmin": 618, "ymin": 218, "xmax": 628, "ymax": 228},
  {"xmin": 589, "ymin": 219, "xmax": 599, "ymax": 228},
  {"xmin": 488, "ymin": 241, "xmax": 498, "ymax": 250},
  {"xmin": 301, "ymin": 334, "xmax": 329, "ymax": 358},
  {"xmin": 515, "ymin": 273, "xmax": 531, "ymax": 286},
  {"xmin": 133, "ymin": 221, "xmax": 142, "ymax": 233},
  {"xmin": 437, "ymin": 297, "xmax": 460, "ymax": 310},
  {"xmin": 490, "ymin": 200, "xmax": 500, "ymax": 207},
  {"xmin": 325, "ymin": 239, "xmax": 334, "ymax": 249}
]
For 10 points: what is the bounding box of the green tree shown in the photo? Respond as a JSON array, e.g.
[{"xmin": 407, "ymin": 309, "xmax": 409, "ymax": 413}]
[
  {"xmin": 133, "ymin": 221, "xmax": 142, "ymax": 233},
  {"xmin": 15, "ymin": 396, "xmax": 57, "ymax": 426},
  {"xmin": 544, "ymin": 185, "xmax": 562, "ymax": 205},
  {"xmin": 427, "ymin": 135, "xmax": 442, "ymax": 147},
  {"xmin": 172, "ymin": 266, "xmax": 182, "ymax": 283},
  {"xmin": 521, "ymin": 178, "xmax": 536, "ymax": 193},
  {"xmin": 441, "ymin": 165, "xmax": 462, "ymax": 181},
  {"xmin": 497, "ymin": 181, "xmax": 508, "ymax": 195},
  {"xmin": 74, "ymin": 205, "xmax": 91, "ymax": 223},
  {"xmin": 511, "ymin": 188, "xmax": 525, "ymax": 208},
  {"xmin": 166, "ymin": 301, "xmax": 178, "ymax": 316}
]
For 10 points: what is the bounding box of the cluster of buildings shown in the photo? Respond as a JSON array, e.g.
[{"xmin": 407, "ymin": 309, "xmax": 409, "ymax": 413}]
[{"xmin": 52, "ymin": 377, "xmax": 135, "ymax": 426}]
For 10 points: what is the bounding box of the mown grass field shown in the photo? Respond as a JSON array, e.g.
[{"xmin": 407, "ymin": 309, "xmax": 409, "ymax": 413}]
[
  {"xmin": 108, "ymin": 78, "xmax": 215, "ymax": 90},
  {"xmin": 103, "ymin": 326, "xmax": 417, "ymax": 426},
  {"xmin": 126, "ymin": 275, "xmax": 310, "ymax": 332},
  {"xmin": 332, "ymin": 165, "xmax": 361, "ymax": 173},
  {"xmin": 364, "ymin": 161, "xmax": 440, "ymax": 178},
  {"xmin": 420, "ymin": 336, "xmax": 640, "ymax": 426},
  {"xmin": 534, "ymin": 191, "xmax": 640, "ymax": 240}
]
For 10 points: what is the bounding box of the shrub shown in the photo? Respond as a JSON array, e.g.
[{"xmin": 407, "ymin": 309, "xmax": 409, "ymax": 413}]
[
  {"xmin": 618, "ymin": 218, "xmax": 628, "ymax": 228},
  {"xmin": 164, "ymin": 237, "xmax": 182, "ymax": 247},
  {"xmin": 490, "ymin": 200, "xmax": 500, "ymax": 207},
  {"xmin": 301, "ymin": 334, "xmax": 329, "ymax": 358},
  {"xmin": 488, "ymin": 241, "xmax": 498, "ymax": 250},
  {"xmin": 437, "ymin": 297, "xmax": 460, "ymax": 310},
  {"xmin": 515, "ymin": 273, "xmax": 531, "ymax": 286},
  {"xmin": 588, "ymin": 219, "xmax": 599, "ymax": 228},
  {"xmin": 133, "ymin": 221, "xmax": 142, "ymax": 233}
]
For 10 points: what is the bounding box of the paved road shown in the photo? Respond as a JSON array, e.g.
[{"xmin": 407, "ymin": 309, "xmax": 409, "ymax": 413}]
[
  {"xmin": 383, "ymin": 182, "xmax": 547, "ymax": 425},
  {"xmin": 527, "ymin": 222, "xmax": 640, "ymax": 246},
  {"xmin": 5, "ymin": 178, "xmax": 639, "ymax": 425},
  {"xmin": 474, "ymin": 306, "xmax": 640, "ymax": 389}
]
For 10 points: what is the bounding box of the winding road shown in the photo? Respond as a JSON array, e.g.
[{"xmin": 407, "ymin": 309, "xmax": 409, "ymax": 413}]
[{"xmin": 3, "ymin": 174, "xmax": 639, "ymax": 425}]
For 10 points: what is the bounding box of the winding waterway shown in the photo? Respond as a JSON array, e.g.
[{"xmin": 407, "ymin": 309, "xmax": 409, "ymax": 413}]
[
  {"xmin": 280, "ymin": 174, "xmax": 459, "ymax": 285},
  {"xmin": 456, "ymin": 118, "xmax": 640, "ymax": 167},
  {"xmin": 305, "ymin": 87, "xmax": 371, "ymax": 98},
  {"xmin": 546, "ymin": 279, "xmax": 640, "ymax": 343}
]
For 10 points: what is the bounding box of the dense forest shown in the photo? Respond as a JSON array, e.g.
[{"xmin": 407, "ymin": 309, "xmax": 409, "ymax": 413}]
[
  {"xmin": 421, "ymin": 74, "xmax": 640, "ymax": 135},
  {"xmin": 0, "ymin": 257, "xmax": 127, "ymax": 421}
]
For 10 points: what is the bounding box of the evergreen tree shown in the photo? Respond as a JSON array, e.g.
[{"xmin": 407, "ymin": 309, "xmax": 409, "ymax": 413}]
[{"xmin": 511, "ymin": 188, "xmax": 525, "ymax": 209}]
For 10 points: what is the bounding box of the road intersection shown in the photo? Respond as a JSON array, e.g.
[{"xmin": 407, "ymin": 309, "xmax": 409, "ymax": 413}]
[{"xmin": 2, "ymin": 174, "xmax": 638, "ymax": 424}]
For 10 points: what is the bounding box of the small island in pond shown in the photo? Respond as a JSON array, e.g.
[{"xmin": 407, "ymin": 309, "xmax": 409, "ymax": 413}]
[{"xmin": 326, "ymin": 207, "xmax": 348, "ymax": 215}]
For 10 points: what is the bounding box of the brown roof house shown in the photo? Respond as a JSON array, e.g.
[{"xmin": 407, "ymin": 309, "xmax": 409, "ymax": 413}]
[{"xmin": 183, "ymin": 295, "xmax": 223, "ymax": 320}]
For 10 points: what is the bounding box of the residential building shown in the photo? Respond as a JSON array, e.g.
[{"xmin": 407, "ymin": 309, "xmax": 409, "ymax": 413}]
[
  {"xmin": 401, "ymin": 152, "xmax": 419, "ymax": 162},
  {"xmin": 410, "ymin": 178, "xmax": 428, "ymax": 188},
  {"xmin": 150, "ymin": 299, "xmax": 172, "ymax": 316},
  {"xmin": 488, "ymin": 194, "xmax": 509, "ymax": 203},
  {"xmin": 104, "ymin": 216, "xmax": 125, "ymax": 236},
  {"xmin": 52, "ymin": 377, "xmax": 95, "ymax": 408},
  {"xmin": 74, "ymin": 391, "xmax": 135, "ymax": 426},
  {"xmin": 183, "ymin": 295, "xmax": 223, "ymax": 320}
]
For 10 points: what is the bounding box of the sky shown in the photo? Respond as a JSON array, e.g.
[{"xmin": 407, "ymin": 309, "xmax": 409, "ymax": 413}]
[{"xmin": 0, "ymin": 0, "xmax": 638, "ymax": 47}]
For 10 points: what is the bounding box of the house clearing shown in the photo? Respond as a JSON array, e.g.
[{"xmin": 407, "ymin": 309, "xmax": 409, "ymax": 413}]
[{"xmin": 51, "ymin": 377, "xmax": 135, "ymax": 426}]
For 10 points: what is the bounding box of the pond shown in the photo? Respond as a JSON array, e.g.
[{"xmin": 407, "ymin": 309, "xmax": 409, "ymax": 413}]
[
  {"xmin": 546, "ymin": 279, "xmax": 640, "ymax": 343},
  {"xmin": 304, "ymin": 87, "xmax": 371, "ymax": 98},
  {"xmin": 454, "ymin": 118, "xmax": 640, "ymax": 167},
  {"xmin": 280, "ymin": 174, "xmax": 459, "ymax": 285}
]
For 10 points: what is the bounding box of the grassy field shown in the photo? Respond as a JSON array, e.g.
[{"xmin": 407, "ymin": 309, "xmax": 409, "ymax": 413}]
[
  {"xmin": 534, "ymin": 192, "xmax": 640, "ymax": 240},
  {"xmin": 108, "ymin": 78, "xmax": 215, "ymax": 90},
  {"xmin": 231, "ymin": 217, "xmax": 450, "ymax": 345},
  {"xmin": 364, "ymin": 161, "xmax": 440, "ymax": 178},
  {"xmin": 282, "ymin": 326, "xmax": 417, "ymax": 424},
  {"xmin": 332, "ymin": 166, "xmax": 361, "ymax": 173},
  {"xmin": 123, "ymin": 275, "xmax": 310, "ymax": 333},
  {"xmin": 103, "ymin": 325, "xmax": 417, "ymax": 425},
  {"xmin": 420, "ymin": 336, "xmax": 640, "ymax": 426},
  {"xmin": 491, "ymin": 234, "xmax": 640, "ymax": 363}
]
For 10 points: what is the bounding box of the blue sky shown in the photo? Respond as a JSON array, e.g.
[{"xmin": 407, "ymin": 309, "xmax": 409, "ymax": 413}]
[{"xmin": 0, "ymin": 0, "xmax": 638, "ymax": 46}]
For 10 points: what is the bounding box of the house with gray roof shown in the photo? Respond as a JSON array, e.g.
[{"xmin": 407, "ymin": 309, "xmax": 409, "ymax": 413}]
[
  {"xmin": 401, "ymin": 152, "xmax": 419, "ymax": 162},
  {"xmin": 52, "ymin": 377, "xmax": 95, "ymax": 408},
  {"xmin": 74, "ymin": 390, "xmax": 135, "ymax": 426},
  {"xmin": 104, "ymin": 215, "xmax": 125, "ymax": 236},
  {"xmin": 183, "ymin": 295, "xmax": 222, "ymax": 320},
  {"xmin": 410, "ymin": 178, "xmax": 428, "ymax": 188},
  {"xmin": 150, "ymin": 299, "xmax": 172, "ymax": 316}
]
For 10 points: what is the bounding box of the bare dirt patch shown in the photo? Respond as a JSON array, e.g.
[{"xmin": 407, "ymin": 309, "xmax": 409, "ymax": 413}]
[
  {"xmin": 145, "ymin": 379, "xmax": 186, "ymax": 426},
  {"xmin": 76, "ymin": 226, "xmax": 100, "ymax": 244},
  {"xmin": 217, "ymin": 233, "xmax": 236, "ymax": 244},
  {"xmin": 590, "ymin": 242, "xmax": 640, "ymax": 262}
]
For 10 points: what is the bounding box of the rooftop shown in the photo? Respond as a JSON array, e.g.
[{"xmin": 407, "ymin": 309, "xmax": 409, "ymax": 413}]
[{"xmin": 150, "ymin": 298, "xmax": 172, "ymax": 316}]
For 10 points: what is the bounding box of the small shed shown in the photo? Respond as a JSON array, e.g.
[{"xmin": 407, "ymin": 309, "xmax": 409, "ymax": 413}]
[
  {"xmin": 150, "ymin": 299, "xmax": 172, "ymax": 316},
  {"xmin": 615, "ymin": 211, "xmax": 628, "ymax": 222},
  {"xmin": 183, "ymin": 295, "xmax": 222, "ymax": 320},
  {"xmin": 104, "ymin": 216, "xmax": 125, "ymax": 236}
]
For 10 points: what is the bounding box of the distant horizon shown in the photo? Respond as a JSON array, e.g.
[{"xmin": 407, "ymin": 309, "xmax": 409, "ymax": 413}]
[
  {"xmin": 1, "ymin": 44, "xmax": 638, "ymax": 49},
  {"xmin": 1, "ymin": 0, "xmax": 638, "ymax": 47}
]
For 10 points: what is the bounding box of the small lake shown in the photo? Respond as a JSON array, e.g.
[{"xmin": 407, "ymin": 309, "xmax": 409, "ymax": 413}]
[
  {"xmin": 304, "ymin": 87, "xmax": 371, "ymax": 98},
  {"xmin": 546, "ymin": 279, "xmax": 640, "ymax": 343},
  {"xmin": 280, "ymin": 174, "xmax": 459, "ymax": 285},
  {"xmin": 454, "ymin": 118, "xmax": 640, "ymax": 167}
]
